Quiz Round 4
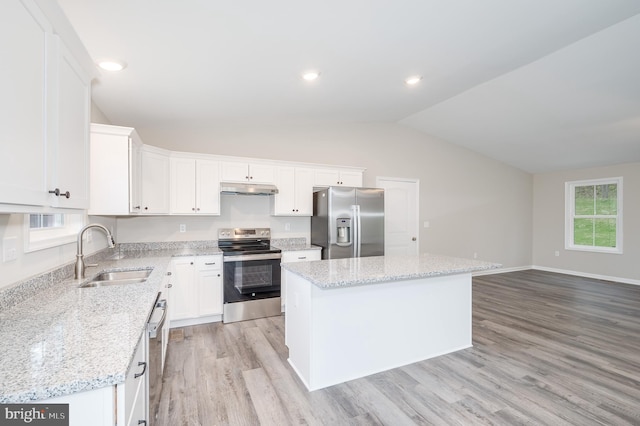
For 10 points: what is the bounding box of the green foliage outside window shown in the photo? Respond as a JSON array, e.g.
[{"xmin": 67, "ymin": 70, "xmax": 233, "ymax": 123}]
[{"xmin": 573, "ymin": 184, "xmax": 617, "ymax": 248}]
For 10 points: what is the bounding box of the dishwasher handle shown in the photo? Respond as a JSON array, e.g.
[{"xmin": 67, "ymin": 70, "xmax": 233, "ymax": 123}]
[{"xmin": 148, "ymin": 299, "xmax": 167, "ymax": 339}]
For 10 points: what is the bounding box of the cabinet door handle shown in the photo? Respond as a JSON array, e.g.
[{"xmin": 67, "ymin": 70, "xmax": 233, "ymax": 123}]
[
  {"xmin": 166, "ymin": 271, "xmax": 172, "ymax": 276},
  {"xmin": 138, "ymin": 421, "xmax": 147, "ymax": 425},
  {"xmin": 133, "ymin": 206, "xmax": 141, "ymax": 210},
  {"xmin": 217, "ymin": 273, "xmax": 221, "ymax": 277},
  {"xmin": 166, "ymin": 283, "xmax": 173, "ymax": 288},
  {"xmin": 49, "ymin": 188, "xmax": 71, "ymax": 198},
  {"xmin": 134, "ymin": 361, "xmax": 146, "ymax": 378}
]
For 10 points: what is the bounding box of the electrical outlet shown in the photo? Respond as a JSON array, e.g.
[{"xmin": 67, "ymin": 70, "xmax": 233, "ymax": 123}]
[
  {"xmin": 424, "ymin": 221, "xmax": 430, "ymax": 228},
  {"xmin": 555, "ymin": 250, "xmax": 560, "ymax": 257},
  {"xmin": 3, "ymin": 237, "xmax": 17, "ymax": 262},
  {"xmin": 473, "ymin": 252, "xmax": 478, "ymax": 259},
  {"xmin": 285, "ymin": 223, "xmax": 291, "ymax": 231},
  {"xmin": 179, "ymin": 224, "xmax": 186, "ymax": 233}
]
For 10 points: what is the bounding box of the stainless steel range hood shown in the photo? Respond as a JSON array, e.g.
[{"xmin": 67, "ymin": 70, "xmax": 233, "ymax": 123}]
[{"xmin": 220, "ymin": 182, "xmax": 279, "ymax": 196}]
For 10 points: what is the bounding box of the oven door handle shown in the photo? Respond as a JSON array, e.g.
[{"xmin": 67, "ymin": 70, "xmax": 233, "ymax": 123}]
[{"xmin": 223, "ymin": 253, "xmax": 282, "ymax": 262}]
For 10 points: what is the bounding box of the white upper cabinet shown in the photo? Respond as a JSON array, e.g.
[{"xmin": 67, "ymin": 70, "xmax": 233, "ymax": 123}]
[
  {"xmin": 273, "ymin": 166, "xmax": 314, "ymax": 216},
  {"xmin": 140, "ymin": 146, "xmax": 170, "ymax": 214},
  {"xmin": 314, "ymin": 168, "xmax": 363, "ymax": 188},
  {"xmin": 89, "ymin": 124, "xmax": 142, "ymax": 215},
  {"xmin": 0, "ymin": 0, "xmax": 94, "ymax": 212},
  {"xmin": 221, "ymin": 161, "xmax": 275, "ymax": 184},
  {"xmin": 170, "ymin": 156, "xmax": 220, "ymax": 215},
  {"xmin": 49, "ymin": 38, "xmax": 92, "ymax": 209},
  {"xmin": 0, "ymin": 0, "xmax": 50, "ymax": 208}
]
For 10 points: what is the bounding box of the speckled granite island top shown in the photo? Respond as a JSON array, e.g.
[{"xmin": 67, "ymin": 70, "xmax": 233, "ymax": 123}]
[
  {"xmin": 0, "ymin": 246, "xmax": 221, "ymax": 404},
  {"xmin": 281, "ymin": 253, "xmax": 501, "ymax": 288}
]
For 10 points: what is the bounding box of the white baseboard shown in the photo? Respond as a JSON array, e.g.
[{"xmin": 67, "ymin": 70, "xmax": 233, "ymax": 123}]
[
  {"xmin": 170, "ymin": 314, "xmax": 222, "ymax": 329},
  {"xmin": 473, "ymin": 265, "xmax": 639, "ymax": 286},
  {"xmin": 531, "ymin": 265, "xmax": 640, "ymax": 286},
  {"xmin": 472, "ymin": 265, "xmax": 532, "ymax": 276}
]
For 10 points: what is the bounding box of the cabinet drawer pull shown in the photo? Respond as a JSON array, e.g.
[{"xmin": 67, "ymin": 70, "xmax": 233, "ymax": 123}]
[
  {"xmin": 166, "ymin": 283, "xmax": 173, "ymax": 288},
  {"xmin": 166, "ymin": 271, "xmax": 172, "ymax": 276},
  {"xmin": 134, "ymin": 361, "xmax": 146, "ymax": 378},
  {"xmin": 297, "ymin": 256, "xmax": 307, "ymax": 260},
  {"xmin": 204, "ymin": 262, "xmax": 216, "ymax": 266}
]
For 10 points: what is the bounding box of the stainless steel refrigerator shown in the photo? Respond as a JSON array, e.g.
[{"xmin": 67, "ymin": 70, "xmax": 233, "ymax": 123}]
[{"xmin": 311, "ymin": 186, "xmax": 384, "ymax": 259}]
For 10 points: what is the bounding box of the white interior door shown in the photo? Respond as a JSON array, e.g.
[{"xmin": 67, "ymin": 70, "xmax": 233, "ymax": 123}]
[{"xmin": 376, "ymin": 177, "xmax": 419, "ymax": 256}]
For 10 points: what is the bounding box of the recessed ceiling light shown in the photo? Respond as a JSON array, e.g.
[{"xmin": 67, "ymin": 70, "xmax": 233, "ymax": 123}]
[
  {"xmin": 97, "ymin": 59, "xmax": 127, "ymax": 72},
  {"xmin": 302, "ymin": 71, "xmax": 320, "ymax": 81},
  {"xmin": 405, "ymin": 75, "xmax": 422, "ymax": 85}
]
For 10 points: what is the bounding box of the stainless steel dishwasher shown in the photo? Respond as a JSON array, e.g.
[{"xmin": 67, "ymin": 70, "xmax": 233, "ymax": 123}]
[{"xmin": 147, "ymin": 295, "xmax": 167, "ymax": 425}]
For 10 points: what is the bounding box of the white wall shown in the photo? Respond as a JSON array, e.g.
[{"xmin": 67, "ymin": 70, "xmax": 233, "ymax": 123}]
[
  {"xmin": 132, "ymin": 122, "xmax": 533, "ymax": 268},
  {"xmin": 532, "ymin": 162, "xmax": 639, "ymax": 282}
]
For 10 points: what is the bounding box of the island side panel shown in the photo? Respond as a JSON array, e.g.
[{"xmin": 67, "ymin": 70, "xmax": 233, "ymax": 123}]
[
  {"xmin": 284, "ymin": 270, "xmax": 314, "ymax": 390},
  {"xmin": 297, "ymin": 273, "xmax": 472, "ymax": 391}
]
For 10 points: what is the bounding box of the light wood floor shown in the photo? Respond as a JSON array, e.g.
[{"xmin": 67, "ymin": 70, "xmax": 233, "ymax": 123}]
[{"xmin": 156, "ymin": 270, "xmax": 640, "ymax": 425}]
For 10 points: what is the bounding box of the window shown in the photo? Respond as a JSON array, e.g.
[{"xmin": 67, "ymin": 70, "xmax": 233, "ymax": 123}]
[
  {"xmin": 565, "ymin": 177, "xmax": 622, "ymax": 254},
  {"xmin": 24, "ymin": 213, "xmax": 84, "ymax": 252}
]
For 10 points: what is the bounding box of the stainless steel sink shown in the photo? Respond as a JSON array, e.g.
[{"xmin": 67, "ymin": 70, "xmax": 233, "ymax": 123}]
[{"xmin": 80, "ymin": 269, "xmax": 152, "ymax": 288}]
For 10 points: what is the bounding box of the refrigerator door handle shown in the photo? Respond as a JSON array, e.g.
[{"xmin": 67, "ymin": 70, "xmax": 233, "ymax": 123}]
[{"xmin": 352, "ymin": 204, "xmax": 361, "ymax": 257}]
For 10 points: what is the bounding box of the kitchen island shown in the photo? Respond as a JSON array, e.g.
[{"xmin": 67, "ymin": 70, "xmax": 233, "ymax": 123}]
[{"xmin": 281, "ymin": 254, "xmax": 500, "ymax": 391}]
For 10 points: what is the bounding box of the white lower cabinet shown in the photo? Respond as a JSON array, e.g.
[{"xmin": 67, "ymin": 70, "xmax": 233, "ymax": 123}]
[
  {"xmin": 119, "ymin": 334, "xmax": 148, "ymax": 426},
  {"xmin": 38, "ymin": 334, "xmax": 147, "ymax": 426},
  {"xmin": 280, "ymin": 249, "xmax": 321, "ymax": 312},
  {"xmin": 170, "ymin": 255, "xmax": 223, "ymax": 326}
]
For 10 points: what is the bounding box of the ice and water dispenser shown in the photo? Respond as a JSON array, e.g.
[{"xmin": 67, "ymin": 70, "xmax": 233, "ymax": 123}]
[{"xmin": 336, "ymin": 218, "xmax": 351, "ymax": 246}]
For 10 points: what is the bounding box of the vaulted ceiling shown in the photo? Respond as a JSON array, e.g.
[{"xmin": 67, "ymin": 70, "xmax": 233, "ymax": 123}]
[{"xmin": 58, "ymin": 0, "xmax": 640, "ymax": 173}]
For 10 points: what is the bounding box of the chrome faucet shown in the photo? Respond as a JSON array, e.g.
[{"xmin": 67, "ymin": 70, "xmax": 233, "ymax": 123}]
[{"xmin": 75, "ymin": 224, "xmax": 116, "ymax": 279}]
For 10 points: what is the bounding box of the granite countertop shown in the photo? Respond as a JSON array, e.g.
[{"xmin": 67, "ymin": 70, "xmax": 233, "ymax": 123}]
[
  {"xmin": 272, "ymin": 242, "xmax": 321, "ymax": 251},
  {"xmin": 270, "ymin": 237, "xmax": 321, "ymax": 252},
  {"xmin": 281, "ymin": 254, "xmax": 501, "ymax": 289},
  {"xmin": 0, "ymin": 247, "xmax": 222, "ymax": 404}
]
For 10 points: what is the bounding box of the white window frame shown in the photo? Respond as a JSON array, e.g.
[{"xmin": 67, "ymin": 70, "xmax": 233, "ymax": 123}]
[
  {"xmin": 565, "ymin": 177, "xmax": 623, "ymax": 254},
  {"xmin": 24, "ymin": 213, "xmax": 84, "ymax": 253}
]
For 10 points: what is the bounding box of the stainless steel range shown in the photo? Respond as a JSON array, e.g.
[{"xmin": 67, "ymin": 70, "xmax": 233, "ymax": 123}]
[{"xmin": 218, "ymin": 228, "xmax": 282, "ymax": 323}]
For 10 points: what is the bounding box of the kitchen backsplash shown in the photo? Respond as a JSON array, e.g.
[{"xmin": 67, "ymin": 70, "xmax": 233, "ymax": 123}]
[{"xmin": 0, "ymin": 247, "xmax": 117, "ymax": 312}]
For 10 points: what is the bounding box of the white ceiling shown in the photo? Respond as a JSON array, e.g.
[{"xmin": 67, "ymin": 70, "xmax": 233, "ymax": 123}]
[{"xmin": 58, "ymin": 0, "xmax": 640, "ymax": 173}]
